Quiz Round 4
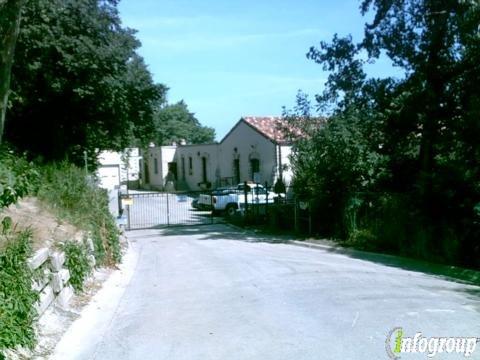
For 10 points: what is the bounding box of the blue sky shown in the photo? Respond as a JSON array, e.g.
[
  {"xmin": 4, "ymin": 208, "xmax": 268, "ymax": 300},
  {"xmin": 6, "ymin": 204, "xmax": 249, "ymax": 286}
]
[{"xmin": 118, "ymin": 0, "xmax": 395, "ymax": 140}]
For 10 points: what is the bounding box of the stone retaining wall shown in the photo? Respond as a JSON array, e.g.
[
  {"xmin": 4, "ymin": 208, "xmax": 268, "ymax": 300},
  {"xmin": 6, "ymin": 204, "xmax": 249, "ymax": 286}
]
[{"xmin": 28, "ymin": 239, "xmax": 96, "ymax": 317}]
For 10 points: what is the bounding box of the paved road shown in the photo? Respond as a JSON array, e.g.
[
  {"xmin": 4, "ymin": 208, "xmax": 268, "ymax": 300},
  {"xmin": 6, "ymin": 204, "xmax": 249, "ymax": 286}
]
[{"xmin": 54, "ymin": 224, "xmax": 480, "ymax": 360}]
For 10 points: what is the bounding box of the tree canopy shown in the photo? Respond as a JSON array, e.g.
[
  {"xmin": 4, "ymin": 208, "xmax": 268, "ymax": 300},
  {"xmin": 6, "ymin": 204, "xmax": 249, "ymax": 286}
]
[
  {"xmin": 5, "ymin": 0, "xmax": 166, "ymax": 164},
  {"xmin": 287, "ymin": 0, "xmax": 480, "ymax": 267},
  {"xmin": 153, "ymin": 100, "xmax": 216, "ymax": 146}
]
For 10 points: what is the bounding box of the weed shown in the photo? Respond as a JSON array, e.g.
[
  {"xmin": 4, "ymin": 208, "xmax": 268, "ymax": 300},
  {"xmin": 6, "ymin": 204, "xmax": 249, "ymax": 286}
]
[
  {"xmin": 63, "ymin": 241, "xmax": 92, "ymax": 293},
  {"xmin": 0, "ymin": 228, "xmax": 38, "ymax": 353}
]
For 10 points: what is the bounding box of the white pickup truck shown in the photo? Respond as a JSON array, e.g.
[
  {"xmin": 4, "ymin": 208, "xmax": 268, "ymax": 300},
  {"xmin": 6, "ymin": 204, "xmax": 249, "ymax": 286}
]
[{"xmin": 198, "ymin": 183, "xmax": 278, "ymax": 217}]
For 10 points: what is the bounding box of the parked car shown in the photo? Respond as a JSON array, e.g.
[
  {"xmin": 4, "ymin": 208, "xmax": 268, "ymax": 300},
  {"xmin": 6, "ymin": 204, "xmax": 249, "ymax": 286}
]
[
  {"xmin": 199, "ymin": 183, "xmax": 279, "ymax": 217},
  {"xmin": 197, "ymin": 187, "xmax": 237, "ymax": 211}
]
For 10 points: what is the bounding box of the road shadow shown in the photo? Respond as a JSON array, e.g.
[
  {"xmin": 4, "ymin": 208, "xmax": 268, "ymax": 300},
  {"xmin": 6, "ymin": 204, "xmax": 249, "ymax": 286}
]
[
  {"xmin": 129, "ymin": 223, "xmax": 480, "ymax": 290},
  {"xmin": 313, "ymin": 243, "xmax": 480, "ymax": 287},
  {"xmin": 156, "ymin": 223, "xmax": 290, "ymax": 244}
]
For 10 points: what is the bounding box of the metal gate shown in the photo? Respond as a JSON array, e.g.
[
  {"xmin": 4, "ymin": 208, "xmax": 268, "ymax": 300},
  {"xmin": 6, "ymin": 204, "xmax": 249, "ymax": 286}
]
[{"xmin": 120, "ymin": 190, "xmax": 222, "ymax": 230}]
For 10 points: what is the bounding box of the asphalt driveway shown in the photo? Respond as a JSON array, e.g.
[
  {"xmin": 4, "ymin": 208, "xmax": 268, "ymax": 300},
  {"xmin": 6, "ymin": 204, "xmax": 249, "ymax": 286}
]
[{"xmin": 53, "ymin": 224, "xmax": 480, "ymax": 360}]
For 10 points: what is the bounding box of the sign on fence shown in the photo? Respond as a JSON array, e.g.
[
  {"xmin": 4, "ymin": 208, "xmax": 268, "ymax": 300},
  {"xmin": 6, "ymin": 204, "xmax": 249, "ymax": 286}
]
[{"xmin": 121, "ymin": 197, "xmax": 133, "ymax": 206}]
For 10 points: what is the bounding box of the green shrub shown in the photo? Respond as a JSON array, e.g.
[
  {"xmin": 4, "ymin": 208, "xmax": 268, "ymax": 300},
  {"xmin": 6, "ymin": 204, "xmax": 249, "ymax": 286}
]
[
  {"xmin": 0, "ymin": 228, "xmax": 38, "ymax": 353},
  {"xmin": 0, "ymin": 149, "xmax": 39, "ymax": 209},
  {"xmin": 37, "ymin": 163, "xmax": 121, "ymax": 266},
  {"xmin": 0, "ymin": 152, "xmax": 120, "ymax": 267},
  {"xmin": 63, "ymin": 241, "xmax": 92, "ymax": 293},
  {"xmin": 346, "ymin": 228, "xmax": 377, "ymax": 251}
]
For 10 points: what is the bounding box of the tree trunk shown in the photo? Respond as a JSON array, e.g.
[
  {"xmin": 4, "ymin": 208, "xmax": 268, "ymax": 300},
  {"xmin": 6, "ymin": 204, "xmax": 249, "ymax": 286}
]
[{"xmin": 0, "ymin": 0, "xmax": 25, "ymax": 144}]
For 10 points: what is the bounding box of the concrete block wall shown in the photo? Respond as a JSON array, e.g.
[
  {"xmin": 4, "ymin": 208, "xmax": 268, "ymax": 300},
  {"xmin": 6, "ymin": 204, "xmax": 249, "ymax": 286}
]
[{"xmin": 28, "ymin": 242, "xmax": 95, "ymax": 317}]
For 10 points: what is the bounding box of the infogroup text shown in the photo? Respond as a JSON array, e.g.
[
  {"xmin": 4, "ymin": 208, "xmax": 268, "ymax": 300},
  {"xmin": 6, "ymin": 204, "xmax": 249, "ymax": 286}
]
[{"xmin": 386, "ymin": 327, "xmax": 479, "ymax": 358}]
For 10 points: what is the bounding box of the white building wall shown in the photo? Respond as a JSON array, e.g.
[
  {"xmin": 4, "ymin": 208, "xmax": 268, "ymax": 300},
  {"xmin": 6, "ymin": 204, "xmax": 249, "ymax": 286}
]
[
  {"xmin": 98, "ymin": 151, "xmax": 121, "ymax": 166},
  {"xmin": 96, "ymin": 165, "xmax": 120, "ymax": 190},
  {"xmin": 220, "ymin": 121, "xmax": 276, "ymax": 186},
  {"xmin": 144, "ymin": 146, "xmax": 177, "ymax": 190},
  {"xmin": 161, "ymin": 147, "xmax": 177, "ymax": 185},
  {"xmin": 97, "ymin": 148, "xmax": 141, "ymax": 184},
  {"xmin": 278, "ymin": 145, "xmax": 293, "ymax": 185},
  {"xmin": 175, "ymin": 144, "xmax": 219, "ymax": 191},
  {"xmin": 145, "ymin": 147, "xmax": 161, "ymax": 189},
  {"xmin": 139, "ymin": 120, "xmax": 294, "ymax": 192},
  {"xmin": 123, "ymin": 148, "xmax": 141, "ymax": 182}
]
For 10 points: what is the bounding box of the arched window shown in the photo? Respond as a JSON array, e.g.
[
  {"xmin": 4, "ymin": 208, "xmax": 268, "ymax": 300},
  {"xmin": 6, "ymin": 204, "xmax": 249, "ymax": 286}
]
[{"xmin": 250, "ymin": 158, "xmax": 260, "ymax": 181}]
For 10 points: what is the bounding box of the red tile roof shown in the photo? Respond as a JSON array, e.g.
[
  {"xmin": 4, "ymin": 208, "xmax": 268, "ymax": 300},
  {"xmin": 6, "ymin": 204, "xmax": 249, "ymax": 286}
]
[{"xmin": 242, "ymin": 116, "xmax": 291, "ymax": 144}]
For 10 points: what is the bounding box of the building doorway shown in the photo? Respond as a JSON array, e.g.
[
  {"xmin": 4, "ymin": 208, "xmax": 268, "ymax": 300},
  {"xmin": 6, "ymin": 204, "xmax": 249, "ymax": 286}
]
[
  {"xmin": 250, "ymin": 158, "xmax": 260, "ymax": 181},
  {"xmin": 168, "ymin": 162, "xmax": 177, "ymax": 180},
  {"xmin": 233, "ymin": 158, "xmax": 240, "ymax": 184}
]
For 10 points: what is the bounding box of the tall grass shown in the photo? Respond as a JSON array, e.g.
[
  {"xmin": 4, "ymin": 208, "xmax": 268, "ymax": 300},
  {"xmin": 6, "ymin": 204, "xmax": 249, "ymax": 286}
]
[{"xmin": 36, "ymin": 163, "xmax": 121, "ymax": 265}]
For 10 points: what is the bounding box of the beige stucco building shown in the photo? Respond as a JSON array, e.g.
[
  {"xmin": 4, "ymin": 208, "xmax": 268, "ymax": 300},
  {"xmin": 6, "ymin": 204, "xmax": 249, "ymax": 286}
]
[{"xmin": 140, "ymin": 117, "xmax": 293, "ymax": 191}]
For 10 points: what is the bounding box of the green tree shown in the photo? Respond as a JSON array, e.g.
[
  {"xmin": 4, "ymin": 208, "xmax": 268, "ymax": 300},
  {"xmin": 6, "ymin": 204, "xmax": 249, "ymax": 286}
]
[
  {"xmin": 0, "ymin": 0, "xmax": 25, "ymax": 144},
  {"xmin": 153, "ymin": 100, "xmax": 215, "ymax": 145},
  {"xmin": 5, "ymin": 0, "xmax": 165, "ymax": 164},
  {"xmin": 289, "ymin": 0, "xmax": 480, "ymax": 266}
]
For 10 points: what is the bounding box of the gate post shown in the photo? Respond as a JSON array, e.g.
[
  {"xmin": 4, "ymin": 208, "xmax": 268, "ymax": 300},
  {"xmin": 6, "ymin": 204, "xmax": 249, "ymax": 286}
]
[
  {"xmin": 166, "ymin": 192, "xmax": 170, "ymax": 227},
  {"xmin": 126, "ymin": 204, "xmax": 131, "ymax": 231},
  {"xmin": 210, "ymin": 190, "xmax": 214, "ymax": 225},
  {"xmin": 265, "ymin": 181, "xmax": 269, "ymax": 222},
  {"xmin": 294, "ymin": 198, "xmax": 298, "ymax": 233},
  {"xmin": 244, "ymin": 181, "xmax": 249, "ymax": 226}
]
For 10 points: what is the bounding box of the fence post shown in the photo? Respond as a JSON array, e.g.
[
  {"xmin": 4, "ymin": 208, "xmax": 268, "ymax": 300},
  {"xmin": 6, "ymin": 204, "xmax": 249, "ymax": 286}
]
[
  {"xmin": 265, "ymin": 181, "xmax": 269, "ymax": 222},
  {"xmin": 210, "ymin": 190, "xmax": 214, "ymax": 225},
  {"xmin": 244, "ymin": 181, "xmax": 248, "ymax": 226},
  {"xmin": 126, "ymin": 204, "xmax": 131, "ymax": 231},
  {"xmin": 294, "ymin": 198, "xmax": 298, "ymax": 233},
  {"xmin": 252, "ymin": 182, "xmax": 260, "ymax": 221},
  {"xmin": 308, "ymin": 200, "xmax": 312, "ymax": 236},
  {"xmin": 117, "ymin": 189, "xmax": 122, "ymax": 219},
  {"xmin": 166, "ymin": 193, "xmax": 170, "ymax": 227}
]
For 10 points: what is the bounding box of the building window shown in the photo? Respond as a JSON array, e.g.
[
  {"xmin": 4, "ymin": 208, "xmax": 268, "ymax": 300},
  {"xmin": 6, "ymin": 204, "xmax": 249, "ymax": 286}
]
[
  {"xmin": 201, "ymin": 157, "xmax": 207, "ymax": 183},
  {"xmin": 181, "ymin": 157, "xmax": 186, "ymax": 180},
  {"xmin": 188, "ymin": 156, "xmax": 193, "ymax": 175},
  {"xmin": 250, "ymin": 158, "xmax": 260, "ymax": 175},
  {"xmin": 154, "ymin": 158, "xmax": 158, "ymax": 174}
]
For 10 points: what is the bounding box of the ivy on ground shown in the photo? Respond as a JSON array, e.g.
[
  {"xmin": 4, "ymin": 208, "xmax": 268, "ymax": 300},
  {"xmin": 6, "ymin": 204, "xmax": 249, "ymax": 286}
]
[{"xmin": 0, "ymin": 227, "xmax": 38, "ymax": 353}]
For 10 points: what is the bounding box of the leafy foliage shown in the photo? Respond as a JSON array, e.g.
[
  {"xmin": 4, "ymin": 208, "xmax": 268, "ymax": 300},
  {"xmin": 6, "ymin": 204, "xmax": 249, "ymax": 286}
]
[
  {"xmin": 153, "ymin": 101, "xmax": 216, "ymax": 145},
  {"xmin": 288, "ymin": 0, "xmax": 480, "ymax": 268},
  {"xmin": 5, "ymin": 0, "xmax": 166, "ymax": 164},
  {"xmin": 63, "ymin": 241, "xmax": 92, "ymax": 293},
  {"xmin": 0, "ymin": 148, "xmax": 39, "ymax": 209},
  {"xmin": 0, "ymin": 228, "xmax": 38, "ymax": 352},
  {"xmin": 37, "ymin": 163, "xmax": 121, "ymax": 265},
  {"xmin": 0, "ymin": 152, "xmax": 120, "ymax": 354}
]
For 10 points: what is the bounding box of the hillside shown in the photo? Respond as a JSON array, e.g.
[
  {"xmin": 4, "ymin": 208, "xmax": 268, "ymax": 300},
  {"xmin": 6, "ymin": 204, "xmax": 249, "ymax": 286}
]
[{"xmin": 0, "ymin": 197, "xmax": 83, "ymax": 252}]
